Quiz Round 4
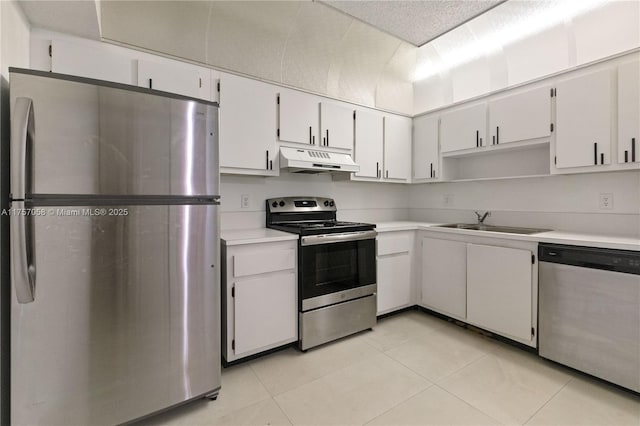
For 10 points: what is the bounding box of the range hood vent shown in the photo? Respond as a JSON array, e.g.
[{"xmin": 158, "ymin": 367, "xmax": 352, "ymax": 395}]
[{"xmin": 279, "ymin": 147, "xmax": 360, "ymax": 174}]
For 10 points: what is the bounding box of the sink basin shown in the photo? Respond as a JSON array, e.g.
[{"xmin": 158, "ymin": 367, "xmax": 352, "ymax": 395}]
[{"xmin": 436, "ymin": 223, "xmax": 551, "ymax": 235}]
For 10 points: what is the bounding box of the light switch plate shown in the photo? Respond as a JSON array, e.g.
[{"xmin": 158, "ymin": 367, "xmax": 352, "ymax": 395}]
[
  {"xmin": 443, "ymin": 194, "xmax": 455, "ymax": 206},
  {"xmin": 241, "ymin": 194, "xmax": 250, "ymax": 209}
]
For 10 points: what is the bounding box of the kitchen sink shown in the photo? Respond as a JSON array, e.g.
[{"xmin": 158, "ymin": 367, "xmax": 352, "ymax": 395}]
[{"xmin": 435, "ymin": 223, "xmax": 551, "ymax": 235}]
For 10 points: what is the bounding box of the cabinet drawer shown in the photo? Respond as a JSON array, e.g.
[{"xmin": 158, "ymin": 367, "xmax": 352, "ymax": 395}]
[
  {"xmin": 377, "ymin": 233, "xmax": 411, "ymax": 256},
  {"xmin": 233, "ymin": 249, "xmax": 295, "ymax": 277}
]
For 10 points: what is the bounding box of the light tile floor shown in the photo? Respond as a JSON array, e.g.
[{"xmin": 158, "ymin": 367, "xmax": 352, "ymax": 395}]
[{"xmin": 137, "ymin": 310, "xmax": 640, "ymax": 426}]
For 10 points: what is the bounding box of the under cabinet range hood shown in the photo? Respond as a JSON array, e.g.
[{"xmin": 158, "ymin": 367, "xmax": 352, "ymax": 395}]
[{"xmin": 279, "ymin": 146, "xmax": 360, "ymax": 174}]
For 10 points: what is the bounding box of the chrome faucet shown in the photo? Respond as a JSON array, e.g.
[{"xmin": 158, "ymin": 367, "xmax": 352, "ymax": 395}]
[{"xmin": 474, "ymin": 211, "xmax": 491, "ymax": 224}]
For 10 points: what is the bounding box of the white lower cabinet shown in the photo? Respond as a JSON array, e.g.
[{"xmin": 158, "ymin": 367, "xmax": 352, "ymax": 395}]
[
  {"xmin": 376, "ymin": 231, "xmax": 414, "ymax": 315},
  {"xmin": 420, "ymin": 232, "xmax": 538, "ymax": 347},
  {"xmin": 420, "ymin": 237, "xmax": 467, "ymax": 320},
  {"xmin": 222, "ymin": 240, "xmax": 297, "ymax": 362},
  {"xmin": 466, "ymin": 244, "xmax": 534, "ymax": 343}
]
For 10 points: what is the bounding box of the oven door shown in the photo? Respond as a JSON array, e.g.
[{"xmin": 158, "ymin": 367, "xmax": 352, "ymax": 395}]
[{"xmin": 299, "ymin": 230, "xmax": 377, "ymax": 311}]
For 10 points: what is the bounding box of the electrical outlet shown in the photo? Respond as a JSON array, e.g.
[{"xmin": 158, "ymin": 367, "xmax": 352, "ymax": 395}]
[
  {"xmin": 599, "ymin": 193, "xmax": 613, "ymax": 210},
  {"xmin": 241, "ymin": 194, "xmax": 250, "ymax": 209},
  {"xmin": 443, "ymin": 194, "xmax": 454, "ymax": 206}
]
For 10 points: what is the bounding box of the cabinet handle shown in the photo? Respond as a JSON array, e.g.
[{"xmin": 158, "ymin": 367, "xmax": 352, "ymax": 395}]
[
  {"xmin": 326, "ymin": 129, "xmax": 329, "ymax": 146},
  {"xmin": 386, "ymin": 170, "xmax": 389, "ymax": 179},
  {"xmin": 492, "ymin": 135, "xmax": 495, "ymax": 145},
  {"xmin": 430, "ymin": 163, "xmax": 433, "ymax": 178},
  {"xmin": 625, "ymin": 150, "xmax": 629, "ymax": 163},
  {"xmin": 479, "ymin": 137, "xmax": 483, "ymax": 147},
  {"xmin": 270, "ymin": 160, "xmax": 273, "ymax": 170},
  {"xmin": 496, "ymin": 126, "xmax": 499, "ymax": 144},
  {"xmin": 149, "ymin": 78, "xmax": 153, "ymax": 89},
  {"xmin": 476, "ymin": 130, "xmax": 479, "ymax": 148},
  {"xmin": 309, "ymin": 126, "xmax": 312, "ymax": 144},
  {"xmin": 594, "ymin": 142, "xmax": 598, "ymax": 165},
  {"xmin": 266, "ymin": 150, "xmax": 269, "ymax": 170},
  {"xmin": 600, "ymin": 153, "xmax": 604, "ymax": 165},
  {"xmin": 633, "ymin": 138, "xmax": 636, "ymax": 162},
  {"xmin": 376, "ymin": 162, "xmax": 380, "ymax": 178}
]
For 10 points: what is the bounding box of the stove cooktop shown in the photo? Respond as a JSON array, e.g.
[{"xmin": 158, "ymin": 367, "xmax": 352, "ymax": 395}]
[{"xmin": 268, "ymin": 220, "xmax": 375, "ymax": 236}]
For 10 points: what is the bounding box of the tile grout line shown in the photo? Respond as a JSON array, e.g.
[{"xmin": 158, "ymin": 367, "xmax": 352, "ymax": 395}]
[
  {"xmin": 434, "ymin": 383, "xmax": 505, "ymax": 425},
  {"xmin": 361, "ymin": 386, "xmax": 435, "ymax": 426},
  {"xmin": 247, "ymin": 362, "xmax": 296, "ymax": 425},
  {"xmin": 522, "ymin": 376, "xmax": 574, "ymax": 425}
]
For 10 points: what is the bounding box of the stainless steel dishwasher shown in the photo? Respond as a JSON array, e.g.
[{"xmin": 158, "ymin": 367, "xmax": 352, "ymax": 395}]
[{"xmin": 538, "ymin": 243, "xmax": 640, "ymax": 392}]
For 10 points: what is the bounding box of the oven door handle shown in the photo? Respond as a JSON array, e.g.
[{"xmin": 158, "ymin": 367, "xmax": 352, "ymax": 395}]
[{"xmin": 301, "ymin": 230, "xmax": 377, "ymax": 246}]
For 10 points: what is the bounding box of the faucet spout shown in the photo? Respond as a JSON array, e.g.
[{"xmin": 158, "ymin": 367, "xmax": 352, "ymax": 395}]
[{"xmin": 474, "ymin": 211, "xmax": 491, "ymax": 224}]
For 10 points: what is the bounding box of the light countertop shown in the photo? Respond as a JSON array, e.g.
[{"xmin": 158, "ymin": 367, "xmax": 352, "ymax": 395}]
[
  {"xmin": 221, "ymin": 223, "xmax": 640, "ymax": 251},
  {"xmin": 221, "ymin": 228, "xmax": 298, "ymax": 246},
  {"xmin": 375, "ymin": 221, "xmax": 640, "ymax": 251}
]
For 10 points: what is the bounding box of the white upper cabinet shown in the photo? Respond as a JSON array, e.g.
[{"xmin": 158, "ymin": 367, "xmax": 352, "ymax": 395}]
[
  {"xmin": 353, "ymin": 110, "xmax": 384, "ymax": 179},
  {"xmin": 466, "ymin": 244, "xmax": 533, "ymax": 343},
  {"xmin": 51, "ymin": 39, "xmax": 134, "ymax": 85},
  {"xmin": 618, "ymin": 59, "xmax": 640, "ymax": 165},
  {"xmin": 440, "ymin": 103, "xmax": 487, "ymax": 153},
  {"xmin": 383, "ymin": 115, "xmax": 411, "ymax": 181},
  {"xmin": 320, "ymin": 102, "xmax": 354, "ymax": 150},
  {"xmin": 278, "ymin": 89, "xmax": 319, "ymax": 147},
  {"xmin": 218, "ymin": 73, "xmax": 278, "ymax": 175},
  {"xmin": 488, "ymin": 86, "xmax": 551, "ymax": 146},
  {"xmin": 554, "ymin": 68, "xmax": 613, "ymax": 169},
  {"xmin": 413, "ymin": 115, "xmax": 439, "ymax": 180},
  {"xmin": 137, "ymin": 58, "xmax": 212, "ymax": 101}
]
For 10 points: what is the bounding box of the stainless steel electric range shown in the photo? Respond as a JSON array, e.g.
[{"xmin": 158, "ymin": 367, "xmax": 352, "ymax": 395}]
[{"xmin": 266, "ymin": 197, "xmax": 377, "ymax": 350}]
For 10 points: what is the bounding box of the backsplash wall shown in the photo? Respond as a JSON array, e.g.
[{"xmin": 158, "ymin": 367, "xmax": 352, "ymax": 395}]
[
  {"xmin": 409, "ymin": 171, "xmax": 640, "ymax": 237},
  {"xmin": 220, "ymin": 173, "xmax": 410, "ymax": 230}
]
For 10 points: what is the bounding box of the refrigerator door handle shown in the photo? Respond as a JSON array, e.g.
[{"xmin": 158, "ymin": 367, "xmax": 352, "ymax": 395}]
[
  {"xmin": 10, "ymin": 201, "xmax": 36, "ymax": 303},
  {"xmin": 11, "ymin": 97, "xmax": 34, "ymax": 200}
]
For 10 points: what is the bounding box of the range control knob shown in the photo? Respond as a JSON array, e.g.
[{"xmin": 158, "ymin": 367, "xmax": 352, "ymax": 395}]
[
  {"xmin": 279, "ymin": 201, "xmax": 285, "ymax": 207},
  {"xmin": 271, "ymin": 201, "xmax": 278, "ymax": 208},
  {"xmin": 324, "ymin": 200, "xmax": 329, "ymax": 207},
  {"xmin": 329, "ymin": 201, "xmax": 335, "ymax": 207}
]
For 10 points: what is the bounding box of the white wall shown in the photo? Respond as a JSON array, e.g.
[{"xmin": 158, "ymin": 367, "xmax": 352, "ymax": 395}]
[
  {"xmin": 0, "ymin": 1, "xmax": 30, "ymax": 422},
  {"xmin": 220, "ymin": 173, "xmax": 410, "ymax": 230},
  {"xmin": 414, "ymin": 1, "xmax": 640, "ymax": 114},
  {"xmin": 409, "ymin": 171, "xmax": 640, "ymax": 237}
]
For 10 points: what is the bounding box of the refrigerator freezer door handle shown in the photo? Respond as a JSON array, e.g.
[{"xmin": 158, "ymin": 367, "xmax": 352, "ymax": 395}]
[
  {"xmin": 10, "ymin": 201, "xmax": 35, "ymax": 303},
  {"xmin": 11, "ymin": 97, "xmax": 34, "ymax": 200}
]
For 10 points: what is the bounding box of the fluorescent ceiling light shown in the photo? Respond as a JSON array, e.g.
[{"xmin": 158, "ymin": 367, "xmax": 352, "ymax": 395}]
[{"xmin": 414, "ymin": 0, "xmax": 607, "ymax": 81}]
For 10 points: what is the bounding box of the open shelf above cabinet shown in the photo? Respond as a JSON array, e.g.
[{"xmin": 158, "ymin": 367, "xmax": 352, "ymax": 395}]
[{"xmin": 441, "ymin": 140, "xmax": 551, "ymax": 181}]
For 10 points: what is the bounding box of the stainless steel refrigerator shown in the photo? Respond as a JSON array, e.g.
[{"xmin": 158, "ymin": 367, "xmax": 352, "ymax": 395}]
[{"xmin": 8, "ymin": 68, "xmax": 221, "ymax": 425}]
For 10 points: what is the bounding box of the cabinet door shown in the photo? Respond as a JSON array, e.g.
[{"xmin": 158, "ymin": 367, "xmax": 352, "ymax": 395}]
[
  {"xmin": 489, "ymin": 86, "xmax": 551, "ymax": 145},
  {"xmin": 383, "ymin": 115, "xmax": 411, "ymax": 180},
  {"xmin": 421, "ymin": 237, "xmax": 466, "ymax": 320},
  {"xmin": 219, "ymin": 73, "xmax": 278, "ymax": 175},
  {"xmin": 555, "ymin": 69, "xmax": 613, "ymax": 169},
  {"xmin": 618, "ymin": 60, "xmax": 640, "ymax": 164},
  {"xmin": 413, "ymin": 115, "xmax": 439, "ymax": 180},
  {"xmin": 377, "ymin": 232, "xmax": 413, "ymax": 315},
  {"xmin": 354, "ymin": 110, "xmax": 383, "ymax": 179},
  {"xmin": 440, "ymin": 103, "xmax": 487, "ymax": 153},
  {"xmin": 377, "ymin": 254, "xmax": 411, "ymax": 315},
  {"xmin": 278, "ymin": 90, "xmax": 319, "ymax": 146},
  {"xmin": 466, "ymin": 244, "xmax": 532, "ymax": 342},
  {"xmin": 320, "ymin": 102, "xmax": 354, "ymax": 150},
  {"xmin": 51, "ymin": 39, "xmax": 133, "ymax": 85},
  {"xmin": 138, "ymin": 59, "xmax": 211, "ymax": 100},
  {"xmin": 234, "ymin": 271, "xmax": 297, "ymax": 356}
]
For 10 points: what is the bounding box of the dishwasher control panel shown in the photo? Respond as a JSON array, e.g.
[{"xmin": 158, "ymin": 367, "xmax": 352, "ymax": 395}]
[{"xmin": 539, "ymin": 244, "xmax": 640, "ymax": 275}]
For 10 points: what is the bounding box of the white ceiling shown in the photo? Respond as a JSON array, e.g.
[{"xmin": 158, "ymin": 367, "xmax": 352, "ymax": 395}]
[
  {"xmin": 18, "ymin": 0, "xmax": 101, "ymax": 39},
  {"xmin": 320, "ymin": 0, "xmax": 505, "ymax": 46}
]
